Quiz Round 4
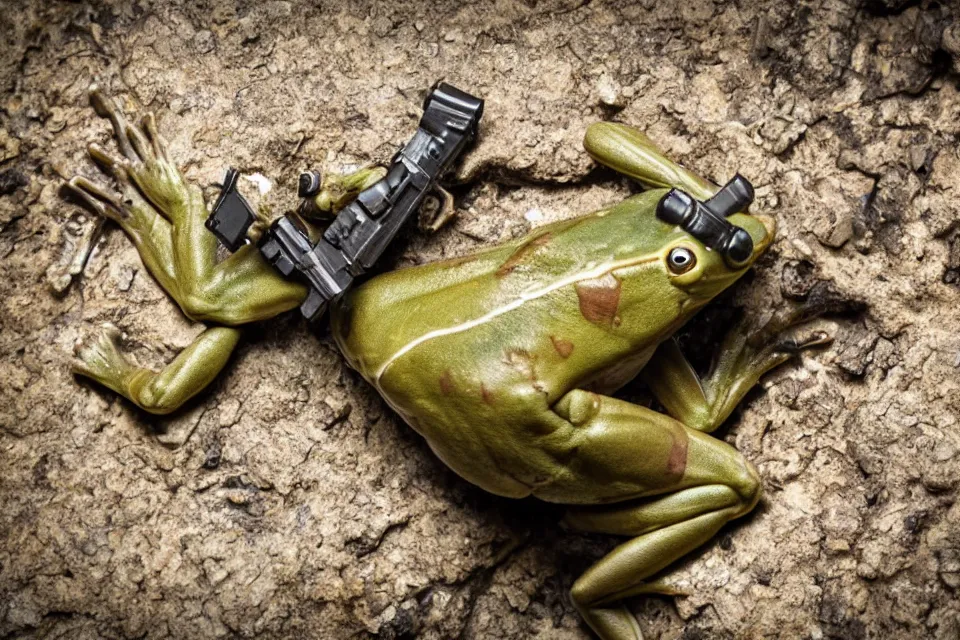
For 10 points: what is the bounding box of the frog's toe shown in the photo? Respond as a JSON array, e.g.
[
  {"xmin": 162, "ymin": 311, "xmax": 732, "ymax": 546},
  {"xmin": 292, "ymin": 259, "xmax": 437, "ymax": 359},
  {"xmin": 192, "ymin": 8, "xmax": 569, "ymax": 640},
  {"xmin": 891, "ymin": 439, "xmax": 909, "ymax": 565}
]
[
  {"xmin": 139, "ymin": 112, "xmax": 171, "ymax": 162},
  {"xmin": 89, "ymin": 85, "xmax": 158, "ymax": 164},
  {"xmin": 72, "ymin": 323, "xmax": 134, "ymax": 382},
  {"xmin": 747, "ymin": 297, "xmax": 841, "ymax": 351},
  {"xmin": 73, "ymin": 146, "xmax": 172, "ymax": 236},
  {"xmin": 89, "ymin": 85, "xmax": 137, "ymax": 161},
  {"xmin": 88, "ymin": 142, "xmax": 129, "ymax": 180},
  {"xmin": 86, "ymin": 142, "xmax": 148, "ymax": 205},
  {"xmin": 773, "ymin": 329, "xmax": 832, "ymax": 354},
  {"xmin": 65, "ymin": 176, "xmax": 125, "ymax": 223}
]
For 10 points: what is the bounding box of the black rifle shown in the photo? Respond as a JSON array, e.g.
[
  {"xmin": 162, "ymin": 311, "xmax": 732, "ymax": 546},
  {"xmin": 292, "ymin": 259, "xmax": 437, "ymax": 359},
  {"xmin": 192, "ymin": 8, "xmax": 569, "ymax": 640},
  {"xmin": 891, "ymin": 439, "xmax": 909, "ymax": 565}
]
[{"xmin": 205, "ymin": 82, "xmax": 483, "ymax": 320}]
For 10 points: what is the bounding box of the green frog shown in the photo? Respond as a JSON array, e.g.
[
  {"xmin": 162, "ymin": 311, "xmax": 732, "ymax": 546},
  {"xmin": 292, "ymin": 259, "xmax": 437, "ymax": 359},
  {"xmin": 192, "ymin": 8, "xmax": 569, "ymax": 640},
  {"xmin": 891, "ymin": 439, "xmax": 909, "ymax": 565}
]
[{"xmin": 67, "ymin": 87, "xmax": 827, "ymax": 640}]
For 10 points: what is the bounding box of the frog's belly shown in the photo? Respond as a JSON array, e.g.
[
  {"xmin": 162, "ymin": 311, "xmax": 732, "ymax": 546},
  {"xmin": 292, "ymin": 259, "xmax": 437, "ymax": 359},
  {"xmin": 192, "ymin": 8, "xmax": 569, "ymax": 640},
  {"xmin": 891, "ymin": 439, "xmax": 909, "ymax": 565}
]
[{"xmin": 410, "ymin": 414, "xmax": 542, "ymax": 499}]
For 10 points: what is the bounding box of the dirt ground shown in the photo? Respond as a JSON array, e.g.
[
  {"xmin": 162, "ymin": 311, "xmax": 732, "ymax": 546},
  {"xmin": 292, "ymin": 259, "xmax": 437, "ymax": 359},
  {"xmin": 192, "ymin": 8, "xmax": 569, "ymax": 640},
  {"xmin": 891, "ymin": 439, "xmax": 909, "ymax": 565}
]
[{"xmin": 1, "ymin": 0, "xmax": 959, "ymax": 638}]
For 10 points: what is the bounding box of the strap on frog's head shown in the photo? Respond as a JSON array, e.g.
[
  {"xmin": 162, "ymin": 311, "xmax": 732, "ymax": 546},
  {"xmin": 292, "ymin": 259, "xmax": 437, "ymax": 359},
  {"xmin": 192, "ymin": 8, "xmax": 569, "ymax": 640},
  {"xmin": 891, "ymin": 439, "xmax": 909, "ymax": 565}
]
[{"xmin": 656, "ymin": 174, "xmax": 756, "ymax": 269}]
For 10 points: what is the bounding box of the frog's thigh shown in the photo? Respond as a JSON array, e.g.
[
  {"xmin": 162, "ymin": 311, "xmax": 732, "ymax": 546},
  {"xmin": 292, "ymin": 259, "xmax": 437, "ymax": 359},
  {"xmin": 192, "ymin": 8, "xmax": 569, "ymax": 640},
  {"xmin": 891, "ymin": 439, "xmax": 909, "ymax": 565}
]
[
  {"xmin": 545, "ymin": 389, "xmax": 760, "ymax": 505},
  {"xmin": 545, "ymin": 390, "xmax": 761, "ymax": 640}
]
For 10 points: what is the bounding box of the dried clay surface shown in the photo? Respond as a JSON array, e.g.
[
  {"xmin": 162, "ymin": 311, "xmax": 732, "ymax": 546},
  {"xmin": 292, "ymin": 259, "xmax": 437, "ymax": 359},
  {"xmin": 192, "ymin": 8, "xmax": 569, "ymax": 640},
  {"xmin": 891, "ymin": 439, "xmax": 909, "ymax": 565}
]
[{"xmin": 2, "ymin": 1, "xmax": 960, "ymax": 638}]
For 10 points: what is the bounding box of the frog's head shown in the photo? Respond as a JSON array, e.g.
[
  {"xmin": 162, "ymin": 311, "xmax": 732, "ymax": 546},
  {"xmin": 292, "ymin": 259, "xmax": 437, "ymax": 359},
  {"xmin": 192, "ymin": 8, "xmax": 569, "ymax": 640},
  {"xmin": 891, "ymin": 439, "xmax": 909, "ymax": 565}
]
[
  {"xmin": 599, "ymin": 185, "xmax": 775, "ymax": 344},
  {"xmin": 655, "ymin": 195, "xmax": 775, "ymax": 303}
]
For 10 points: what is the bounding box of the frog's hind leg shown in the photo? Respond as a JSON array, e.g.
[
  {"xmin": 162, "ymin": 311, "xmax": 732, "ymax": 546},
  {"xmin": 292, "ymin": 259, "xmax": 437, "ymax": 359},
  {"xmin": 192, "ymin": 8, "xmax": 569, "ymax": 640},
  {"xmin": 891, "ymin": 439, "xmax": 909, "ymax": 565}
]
[
  {"xmin": 543, "ymin": 390, "xmax": 761, "ymax": 640},
  {"xmin": 67, "ymin": 87, "xmax": 297, "ymax": 414},
  {"xmin": 73, "ymin": 323, "xmax": 241, "ymax": 415},
  {"xmin": 583, "ymin": 122, "xmax": 717, "ymax": 201},
  {"xmin": 566, "ymin": 493, "xmax": 750, "ymax": 640},
  {"xmin": 73, "ymin": 86, "xmax": 306, "ymax": 325}
]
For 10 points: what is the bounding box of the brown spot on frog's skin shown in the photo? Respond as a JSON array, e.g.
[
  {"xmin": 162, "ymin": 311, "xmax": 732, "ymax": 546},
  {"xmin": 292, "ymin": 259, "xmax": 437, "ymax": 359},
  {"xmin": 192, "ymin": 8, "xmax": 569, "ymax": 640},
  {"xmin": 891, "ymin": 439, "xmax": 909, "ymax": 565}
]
[
  {"xmin": 575, "ymin": 273, "xmax": 622, "ymax": 327},
  {"xmin": 666, "ymin": 428, "xmax": 689, "ymax": 479},
  {"xmin": 550, "ymin": 336, "xmax": 574, "ymax": 358},
  {"xmin": 439, "ymin": 369, "xmax": 454, "ymax": 395},
  {"xmin": 496, "ymin": 232, "xmax": 552, "ymax": 277},
  {"xmin": 480, "ymin": 383, "xmax": 495, "ymax": 405}
]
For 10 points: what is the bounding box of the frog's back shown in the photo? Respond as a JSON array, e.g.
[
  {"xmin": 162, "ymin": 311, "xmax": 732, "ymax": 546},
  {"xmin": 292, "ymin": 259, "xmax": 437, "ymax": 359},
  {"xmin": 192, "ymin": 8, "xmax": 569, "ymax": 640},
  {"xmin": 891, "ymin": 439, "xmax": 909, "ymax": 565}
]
[
  {"xmin": 332, "ymin": 212, "xmax": 594, "ymax": 378},
  {"xmin": 330, "ymin": 190, "xmax": 688, "ymax": 496},
  {"xmin": 332, "ymin": 191, "xmax": 679, "ymax": 381}
]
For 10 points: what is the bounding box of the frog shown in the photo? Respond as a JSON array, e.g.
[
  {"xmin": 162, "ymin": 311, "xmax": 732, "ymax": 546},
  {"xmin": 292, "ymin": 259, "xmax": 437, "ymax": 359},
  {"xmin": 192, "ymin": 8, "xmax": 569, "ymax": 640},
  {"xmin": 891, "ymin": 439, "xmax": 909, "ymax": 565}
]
[{"xmin": 66, "ymin": 86, "xmax": 828, "ymax": 640}]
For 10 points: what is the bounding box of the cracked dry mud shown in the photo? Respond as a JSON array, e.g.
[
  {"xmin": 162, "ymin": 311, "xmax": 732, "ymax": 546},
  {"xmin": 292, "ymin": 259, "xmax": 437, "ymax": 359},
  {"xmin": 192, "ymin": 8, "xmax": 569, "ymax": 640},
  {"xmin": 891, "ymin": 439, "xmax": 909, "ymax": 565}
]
[{"xmin": 1, "ymin": 1, "xmax": 959, "ymax": 638}]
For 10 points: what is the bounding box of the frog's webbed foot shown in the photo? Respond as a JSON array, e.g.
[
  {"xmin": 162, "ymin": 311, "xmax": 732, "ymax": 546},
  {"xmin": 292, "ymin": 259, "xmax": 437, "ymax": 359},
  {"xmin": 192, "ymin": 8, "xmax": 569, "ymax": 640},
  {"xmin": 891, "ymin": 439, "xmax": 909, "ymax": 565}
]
[
  {"xmin": 747, "ymin": 301, "xmax": 833, "ymax": 353},
  {"xmin": 72, "ymin": 324, "xmax": 242, "ymax": 415},
  {"xmin": 722, "ymin": 303, "xmax": 831, "ymax": 375},
  {"xmin": 643, "ymin": 304, "xmax": 832, "ymax": 434},
  {"xmin": 87, "ymin": 86, "xmax": 201, "ymax": 224},
  {"xmin": 72, "ymin": 323, "xmax": 137, "ymax": 389},
  {"xmin": 66, "ymin": 160, "xmax": 178, "ymax": 293},
  {"xmin": 730, "ymin": 303, "xmax": 834, "ymax": 385},
  {"xmin": 66, "ymin": 86, "xmax": 185, "ymax": 295}
]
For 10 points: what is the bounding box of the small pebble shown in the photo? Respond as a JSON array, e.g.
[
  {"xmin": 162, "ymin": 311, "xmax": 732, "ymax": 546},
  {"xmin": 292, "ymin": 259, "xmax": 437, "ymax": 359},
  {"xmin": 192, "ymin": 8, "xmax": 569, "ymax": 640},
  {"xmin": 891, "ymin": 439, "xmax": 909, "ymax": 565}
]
[
  {"xmin": 524, "ymin": 208, "xmax": 543, "ymax": 223},
  {"xmin": 244, "ymin": 172, "xmax": 272, "ymax": 195}
]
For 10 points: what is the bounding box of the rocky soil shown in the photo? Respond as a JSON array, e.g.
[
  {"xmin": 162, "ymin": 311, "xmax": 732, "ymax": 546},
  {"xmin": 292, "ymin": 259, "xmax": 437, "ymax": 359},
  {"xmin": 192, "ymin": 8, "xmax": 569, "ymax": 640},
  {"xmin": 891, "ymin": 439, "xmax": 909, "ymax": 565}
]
[{"xmin": 2, "ymin": 0, "xmax": 959, "ymax": 638}]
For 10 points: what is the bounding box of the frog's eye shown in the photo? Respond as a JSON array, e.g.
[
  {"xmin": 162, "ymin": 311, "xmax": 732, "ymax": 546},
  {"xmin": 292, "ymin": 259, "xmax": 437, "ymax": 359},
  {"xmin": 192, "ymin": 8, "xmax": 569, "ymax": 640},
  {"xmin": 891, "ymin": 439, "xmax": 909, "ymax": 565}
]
[{"xmin": 667, "ymin": 247, "xmax": 696, "ymax": 274}]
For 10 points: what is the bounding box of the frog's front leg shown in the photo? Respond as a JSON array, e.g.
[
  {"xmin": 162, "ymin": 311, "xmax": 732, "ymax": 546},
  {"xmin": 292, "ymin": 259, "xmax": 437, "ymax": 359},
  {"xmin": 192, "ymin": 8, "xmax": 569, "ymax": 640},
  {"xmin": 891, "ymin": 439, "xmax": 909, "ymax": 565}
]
[
  {"xmin": 298, "ymin": 165, "xmax": 458, "ymax": 233},
  {"xmin": 298, "ymin": 164, "xmax": 387, "ymax": 221},
  {"xmin": 297, "ymin": 153, "xmax": 465, "ymax": 235},
  {"xmin": 642, "ymin": 309, "xmax": 831, "ymax": 433},
  {"xmin": 544, "ymin": 390, "xmax": 761, "ymax": 640},
  {"xmin": 71, "ymin": 86, "xmax": 307, "ymax": 324}
]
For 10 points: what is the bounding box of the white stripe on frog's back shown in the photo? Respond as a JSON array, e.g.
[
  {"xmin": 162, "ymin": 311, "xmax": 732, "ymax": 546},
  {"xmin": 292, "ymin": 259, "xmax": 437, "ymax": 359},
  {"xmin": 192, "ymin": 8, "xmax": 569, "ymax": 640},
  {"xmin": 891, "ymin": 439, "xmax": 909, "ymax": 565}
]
[{"xmin": 373, "ymin": 252, "xmax": 662, "ymax": 386}]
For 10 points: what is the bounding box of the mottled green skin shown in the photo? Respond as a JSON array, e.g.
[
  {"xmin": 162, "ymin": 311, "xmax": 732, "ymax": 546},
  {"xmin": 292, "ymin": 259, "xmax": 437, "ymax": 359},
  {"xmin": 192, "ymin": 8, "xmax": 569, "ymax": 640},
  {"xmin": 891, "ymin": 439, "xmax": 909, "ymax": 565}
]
[
  {"xmin": 68, "ymin": 90, "xmax": 822, "ymax": 640},
  {"xmin": 334, "ymin": 196, "xmax": 769, "ymax": 501}
]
